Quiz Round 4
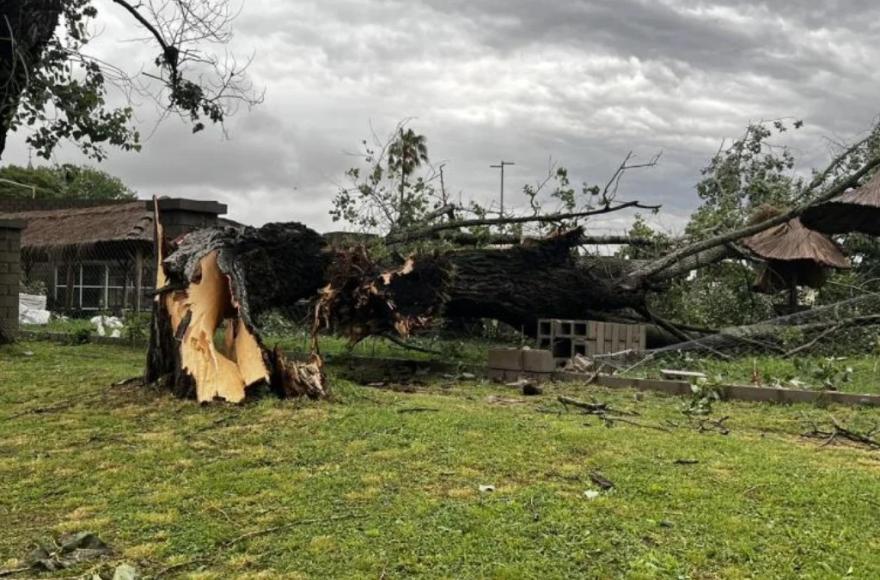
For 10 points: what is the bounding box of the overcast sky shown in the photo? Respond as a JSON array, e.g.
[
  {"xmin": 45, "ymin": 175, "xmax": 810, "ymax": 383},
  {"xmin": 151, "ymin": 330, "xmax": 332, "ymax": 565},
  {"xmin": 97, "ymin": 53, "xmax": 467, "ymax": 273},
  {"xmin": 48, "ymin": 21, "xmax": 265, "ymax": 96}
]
[{"xmin": 4, "ymin": 0, "xmax": 880, "ymax": 234}]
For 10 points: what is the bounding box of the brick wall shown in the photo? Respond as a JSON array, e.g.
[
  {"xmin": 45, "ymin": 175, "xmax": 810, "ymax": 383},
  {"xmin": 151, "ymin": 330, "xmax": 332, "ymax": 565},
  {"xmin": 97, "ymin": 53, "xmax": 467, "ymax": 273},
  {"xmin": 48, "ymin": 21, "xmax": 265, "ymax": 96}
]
[{"xmin": 0, "ymin": 220, "xmax": 23, "ymax": 340}]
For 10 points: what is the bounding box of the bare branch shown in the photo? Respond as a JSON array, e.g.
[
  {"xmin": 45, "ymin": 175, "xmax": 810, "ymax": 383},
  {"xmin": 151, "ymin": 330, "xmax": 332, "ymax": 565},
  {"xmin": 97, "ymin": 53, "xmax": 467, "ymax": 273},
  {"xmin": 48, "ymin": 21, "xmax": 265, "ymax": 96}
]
[
  {"xmin": 386, "ymin": 200, "xmax": 662, "ymax": 245},
  {"xmin": 627, "ymin": 154, "xmax": 880, "ymax": 286}
]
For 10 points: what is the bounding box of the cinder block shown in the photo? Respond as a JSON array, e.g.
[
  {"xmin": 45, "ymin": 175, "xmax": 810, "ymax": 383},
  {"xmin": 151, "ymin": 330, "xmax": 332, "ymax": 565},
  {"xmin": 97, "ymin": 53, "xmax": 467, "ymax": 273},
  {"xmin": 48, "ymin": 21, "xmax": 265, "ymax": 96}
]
[
  {"xmin": 553, "ymin": 320, "xmax": 573, "ymax": 336},
  {"xmin": 537, "ymin": 319, "xmax": 552, "ymax": 337},
  {"xmin": 522, "ymin": 349, "xmax": 555, "ymax": 373},
  {"xmin": 488, "ymin": 348, "xmax": 523, "ymax": 371}
]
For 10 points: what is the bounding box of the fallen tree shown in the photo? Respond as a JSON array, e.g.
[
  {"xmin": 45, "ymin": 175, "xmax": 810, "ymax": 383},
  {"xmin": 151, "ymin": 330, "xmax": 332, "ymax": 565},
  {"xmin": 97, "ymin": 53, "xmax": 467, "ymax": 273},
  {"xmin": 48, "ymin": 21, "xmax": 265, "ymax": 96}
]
[{"xmin": 144, "ymin": 124, "xmax": 880, "ymax": 403}]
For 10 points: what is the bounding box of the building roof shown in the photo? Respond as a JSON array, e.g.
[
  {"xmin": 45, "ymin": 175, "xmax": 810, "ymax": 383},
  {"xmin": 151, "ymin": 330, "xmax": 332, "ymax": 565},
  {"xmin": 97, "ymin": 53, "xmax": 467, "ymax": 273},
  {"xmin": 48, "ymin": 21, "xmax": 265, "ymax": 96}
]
[
  {"xmin": 1, "ymin": 201, "xmax": 153, "ymax": 258},
  {"xmin": 0, "ymin": 198, "xmax": 232, "ymax": 260},
  {"xmin": 742, "ymin": 217, "xmax": 851, "ymax": 269},
  {"xmin": 801, "ymin": 171, "xmax": 880, "ymax": 236}
]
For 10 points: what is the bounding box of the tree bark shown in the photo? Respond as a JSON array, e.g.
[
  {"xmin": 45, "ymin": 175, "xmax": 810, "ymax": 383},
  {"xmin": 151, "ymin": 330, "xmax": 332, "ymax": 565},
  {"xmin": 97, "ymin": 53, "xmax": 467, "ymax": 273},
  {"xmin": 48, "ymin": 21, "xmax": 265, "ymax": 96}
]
[
  {"xmin": 442, "ymin": 232, "xmax": 648, "ymax": 333},
  {"xmin": 0, "ymin": 0, "xmax": 62, "ymax": 159},
  {"xmin": 146, "ymin": 213, "xmax": 330, "ymax": 403}
]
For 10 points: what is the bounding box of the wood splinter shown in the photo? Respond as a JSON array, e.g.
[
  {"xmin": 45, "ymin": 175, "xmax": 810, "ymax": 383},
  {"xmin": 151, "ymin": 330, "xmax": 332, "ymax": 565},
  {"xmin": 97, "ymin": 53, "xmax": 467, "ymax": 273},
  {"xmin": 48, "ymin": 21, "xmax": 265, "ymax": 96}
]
[{"xmin": 146, "ymin": 199, "xmax": 328, "ymax": 403}]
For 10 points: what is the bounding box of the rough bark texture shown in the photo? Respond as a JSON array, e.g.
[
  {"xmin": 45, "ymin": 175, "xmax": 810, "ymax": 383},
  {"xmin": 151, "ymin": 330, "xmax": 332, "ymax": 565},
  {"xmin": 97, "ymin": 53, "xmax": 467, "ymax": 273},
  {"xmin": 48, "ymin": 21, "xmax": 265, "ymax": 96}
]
[
  {"xmin": 442, "ymin": 231, "xmax": 648, "ymax": 333},
  {"xmin": 0, "ymin": 0, "xmax": 61, "ymax": 159},
  {"xmin": 146, "ymin": 217, "xmax": 331, "ymax": 402}
]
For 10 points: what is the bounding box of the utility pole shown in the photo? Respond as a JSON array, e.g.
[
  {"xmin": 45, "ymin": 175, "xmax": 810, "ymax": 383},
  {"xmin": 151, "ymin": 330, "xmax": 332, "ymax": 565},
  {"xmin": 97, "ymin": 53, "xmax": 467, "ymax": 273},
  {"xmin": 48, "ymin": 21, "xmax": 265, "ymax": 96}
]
[{"xmin": 490, "ymin": 160, "xmax": 514, "ymax": 217}]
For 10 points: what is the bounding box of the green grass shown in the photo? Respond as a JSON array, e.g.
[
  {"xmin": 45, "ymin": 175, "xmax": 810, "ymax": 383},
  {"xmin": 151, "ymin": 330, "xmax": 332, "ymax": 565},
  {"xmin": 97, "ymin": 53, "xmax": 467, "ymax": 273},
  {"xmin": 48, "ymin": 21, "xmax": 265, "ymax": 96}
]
[
  {"xmin": 628, "ymin": 353, "xmax": 880, "ymax": 394},
  {"xmin": 2, "ymin": 342, "xmax": 880, "ymax": 578},
  {"xmin": 266, "ymin": 332, "xmax": 499, "ymax": 365},
  {"xmin": 21, "ymin": 320, "xmax": 504, "ymax": 365}
]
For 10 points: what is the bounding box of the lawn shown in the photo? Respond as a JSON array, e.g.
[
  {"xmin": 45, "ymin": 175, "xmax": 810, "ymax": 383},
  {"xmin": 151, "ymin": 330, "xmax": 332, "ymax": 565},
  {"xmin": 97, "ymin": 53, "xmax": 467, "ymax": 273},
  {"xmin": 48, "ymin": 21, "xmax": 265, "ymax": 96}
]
[
  {"xmin": 626, "ymin": 352, "xmax": 880, "ymax": 394},
  {"xmin": 2, "ymin": 342, "xmax": 880, "ymax": 579}
]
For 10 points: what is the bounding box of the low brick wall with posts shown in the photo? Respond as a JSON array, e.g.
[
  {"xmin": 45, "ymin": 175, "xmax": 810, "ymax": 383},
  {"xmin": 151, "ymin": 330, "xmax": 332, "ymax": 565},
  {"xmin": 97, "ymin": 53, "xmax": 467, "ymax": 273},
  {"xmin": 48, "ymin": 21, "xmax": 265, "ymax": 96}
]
[{"xmin": 0, "ymin": 220, "xmax": 24, "ymax": 340}]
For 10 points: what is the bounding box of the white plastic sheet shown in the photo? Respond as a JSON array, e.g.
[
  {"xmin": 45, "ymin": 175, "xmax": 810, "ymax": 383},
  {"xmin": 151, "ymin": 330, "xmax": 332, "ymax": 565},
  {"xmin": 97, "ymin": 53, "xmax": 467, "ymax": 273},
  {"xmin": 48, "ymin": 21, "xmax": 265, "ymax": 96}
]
[{"xmin": 19, "ymin": 293, "xmax": 51, "ymax": 325}]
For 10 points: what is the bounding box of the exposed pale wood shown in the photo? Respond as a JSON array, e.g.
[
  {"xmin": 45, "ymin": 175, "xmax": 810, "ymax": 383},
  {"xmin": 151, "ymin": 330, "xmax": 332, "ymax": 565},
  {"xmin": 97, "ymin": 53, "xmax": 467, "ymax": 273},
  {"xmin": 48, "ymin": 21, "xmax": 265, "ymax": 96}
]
[
  {"xmin": 232, "ymin": 318, "xmax": 271, "ymax": 386},
  {"xmin": 179, "ymin": 251, "xmax": 250, "ymax": 403}
]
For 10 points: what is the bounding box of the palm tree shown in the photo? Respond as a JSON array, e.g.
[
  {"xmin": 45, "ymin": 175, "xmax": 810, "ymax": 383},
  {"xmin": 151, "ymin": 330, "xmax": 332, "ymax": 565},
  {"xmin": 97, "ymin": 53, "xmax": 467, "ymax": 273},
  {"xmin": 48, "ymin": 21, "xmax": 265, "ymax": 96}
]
[{"xmin": 388, "ymin": 128, "xmax": 429, "ymax": 226}]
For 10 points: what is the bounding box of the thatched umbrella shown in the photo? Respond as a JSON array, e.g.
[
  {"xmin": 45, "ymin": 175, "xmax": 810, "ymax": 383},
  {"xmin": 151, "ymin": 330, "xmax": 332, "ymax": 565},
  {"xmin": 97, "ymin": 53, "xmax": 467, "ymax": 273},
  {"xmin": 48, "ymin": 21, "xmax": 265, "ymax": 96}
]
[
  {"xmin": 801, "ymin": 171, "xmax": 880, "ymax": 236},
  {"xmin": 742, "ymin": 216, "xmax": 851, "ymax": 308}
]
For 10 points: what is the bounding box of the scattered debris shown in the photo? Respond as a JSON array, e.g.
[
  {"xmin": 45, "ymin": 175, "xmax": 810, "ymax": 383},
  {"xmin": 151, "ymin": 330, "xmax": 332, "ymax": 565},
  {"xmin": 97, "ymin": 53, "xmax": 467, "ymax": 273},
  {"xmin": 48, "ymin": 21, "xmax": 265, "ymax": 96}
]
[
  {"xmin": 0, "ymin": 532, "xmax": 113, "ymax": 575},
  {"xmin": 589, "ymin": 471, "xmax": 614, "ymax": 490},
  {"xmin": 506, "ymin": 378, "xmax": 535, "ymax": 389},
  {"xmin": 112, "ymin": 563, "xmax": 140, "ymax": 580},
  {"xmin": 803, "ymin": 416, "xmax": 880, "ymax": 450},
  {"xmin": 113, "ymin": 377, "xmax": 143, "ymax": 388},
  {"xmin": 558, "ymin": 395, "xmax": 614, "ymax": 414},
  {"xmin": 661, "ymin": 369, "xmax": 707, "ymax": 381},
  {"xmin": 557, "ymin": 395, "xmax": 670, "ymax": 432},
  {"xmin": 695, "ymin": 416, "xmax": 731, "ymax": 436},
  {"xmin": 363, "ymin": 381, "xmax": 418, "ymax": 393},
  {"xmin": 583, "ymin": 490, "xmax": 600, "ymax": 500},
  {"xmin": 484, "ymin": 395, "xmax": 527, "ymax": 406},
  {"xmin": 90, "ymin": 315, "xmax": 124, "ymax": 338},
  {"xmin": 19, "ymin": 293, "xmax": 50, "ymax": 325},
  {"xmin": 459, "ymin": 372, "xmax": 477, "ymax": 380},
  {"xmin": 479, "ymin": 485, "xmax": 496, "ymax": 493},
  {"xmin": 565, "ymin": 354, "xmax": 594, "ymax": 373},
  {"xmin": 522, "ymin": 383, "xmax": 543, "ymax": 396}
]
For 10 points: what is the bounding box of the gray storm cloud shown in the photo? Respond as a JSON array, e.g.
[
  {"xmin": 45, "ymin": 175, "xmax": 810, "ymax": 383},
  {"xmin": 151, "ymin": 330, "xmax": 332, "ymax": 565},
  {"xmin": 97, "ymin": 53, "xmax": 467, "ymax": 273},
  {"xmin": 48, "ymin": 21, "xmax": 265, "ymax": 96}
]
[{"xmin": 3, "ymin": 0, "xmax": 879, "ymax": 234}]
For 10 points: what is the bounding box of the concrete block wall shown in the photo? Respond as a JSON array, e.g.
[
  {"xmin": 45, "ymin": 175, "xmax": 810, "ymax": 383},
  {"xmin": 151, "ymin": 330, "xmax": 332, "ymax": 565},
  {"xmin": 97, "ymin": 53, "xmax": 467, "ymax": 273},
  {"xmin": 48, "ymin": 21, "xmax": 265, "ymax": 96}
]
[
  {"xmin": 538, "ymin": 319, "xmax": 647, "ymax": 361},
  {"xmin": 0, "ymin": 220, "xmax": 24, "ymax": 340},
  {"xmin": 487, "ymin": 348, "xmax": 555, "ymax": 382}
]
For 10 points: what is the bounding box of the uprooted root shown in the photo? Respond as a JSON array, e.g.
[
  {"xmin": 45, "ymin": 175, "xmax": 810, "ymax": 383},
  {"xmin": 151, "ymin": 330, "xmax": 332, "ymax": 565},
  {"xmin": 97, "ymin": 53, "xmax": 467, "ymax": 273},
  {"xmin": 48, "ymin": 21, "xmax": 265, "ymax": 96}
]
[{"xmin": 314, "ymin": 246, "xmax": 451, "ymax": 344}]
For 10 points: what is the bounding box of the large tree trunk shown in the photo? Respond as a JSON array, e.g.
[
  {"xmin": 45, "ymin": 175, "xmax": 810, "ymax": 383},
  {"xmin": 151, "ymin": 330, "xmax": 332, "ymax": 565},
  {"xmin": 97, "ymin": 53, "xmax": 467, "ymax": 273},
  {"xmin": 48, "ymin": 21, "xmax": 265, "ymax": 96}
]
[
  {"xmin": 442, "ymin": 231, "xmax": 648, "ymax": 333},
  {"xmin": 0, "ymin": 0, "xmax": 62, "ymax": 159},
  {"xmin": 146, "ymin": 213, "xmax": 330, "ymax": 403}
]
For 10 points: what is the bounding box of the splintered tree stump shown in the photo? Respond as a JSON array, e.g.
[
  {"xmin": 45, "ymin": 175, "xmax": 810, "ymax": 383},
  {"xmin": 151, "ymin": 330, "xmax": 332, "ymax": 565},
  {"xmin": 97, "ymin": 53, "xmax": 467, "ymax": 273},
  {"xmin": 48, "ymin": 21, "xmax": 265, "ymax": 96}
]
[{"xmin": 146, "ymin": 205, "xmax": 330, "ymax": 403}]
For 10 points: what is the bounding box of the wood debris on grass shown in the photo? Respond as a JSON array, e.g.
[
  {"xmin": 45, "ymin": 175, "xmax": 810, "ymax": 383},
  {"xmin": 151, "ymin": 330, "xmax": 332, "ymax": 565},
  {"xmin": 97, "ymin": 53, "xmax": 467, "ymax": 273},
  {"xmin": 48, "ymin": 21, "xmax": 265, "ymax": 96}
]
[
  {"xmin": 556, "ymin": 395, "xmax": 671, "ymax": 432},
  {"xmin": 803, "ymin": 416, "xmax": 880, "ymax": 450}
]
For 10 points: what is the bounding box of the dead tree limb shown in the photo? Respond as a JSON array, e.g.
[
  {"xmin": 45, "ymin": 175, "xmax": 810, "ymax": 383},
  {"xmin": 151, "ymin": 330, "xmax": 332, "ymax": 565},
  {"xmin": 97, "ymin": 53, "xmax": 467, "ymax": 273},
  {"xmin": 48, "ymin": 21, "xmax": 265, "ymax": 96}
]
[
  {"xmin": 803, "ymin": 417, "xmax": 880, "ymax": 450},
  {"xmin": 627, "ymin": 154, "xmax": 880, "ymax": 286},
  {"xmin": 385, "ymin": 200, "xmax": 662, "ymax": 245},
  {"xmin": 391, "ymin": 230, "xmax": 656, "ymax": 247}
]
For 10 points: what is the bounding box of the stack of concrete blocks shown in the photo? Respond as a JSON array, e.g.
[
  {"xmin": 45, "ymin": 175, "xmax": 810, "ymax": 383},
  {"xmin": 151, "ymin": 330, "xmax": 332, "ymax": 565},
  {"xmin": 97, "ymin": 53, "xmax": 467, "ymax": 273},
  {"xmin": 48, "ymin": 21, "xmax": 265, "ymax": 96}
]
[
  {"xmin": 0, "ymin": 220, "xmax": 24, "ymax": 341},
  {"xmin": 537, "ymin": 319, "xmax": 647, "ymax": 365},
  {"xmin": 487, "ymin": 348, "xmax": 556, "ymax": 382}
]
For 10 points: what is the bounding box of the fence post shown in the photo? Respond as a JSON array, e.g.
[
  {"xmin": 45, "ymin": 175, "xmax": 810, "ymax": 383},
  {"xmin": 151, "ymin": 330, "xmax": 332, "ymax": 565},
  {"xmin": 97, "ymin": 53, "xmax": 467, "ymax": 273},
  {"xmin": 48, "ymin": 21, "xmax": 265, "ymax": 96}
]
[{"xmin": 0, "ymin": 219, "xmax": 24, "ymax": 343}]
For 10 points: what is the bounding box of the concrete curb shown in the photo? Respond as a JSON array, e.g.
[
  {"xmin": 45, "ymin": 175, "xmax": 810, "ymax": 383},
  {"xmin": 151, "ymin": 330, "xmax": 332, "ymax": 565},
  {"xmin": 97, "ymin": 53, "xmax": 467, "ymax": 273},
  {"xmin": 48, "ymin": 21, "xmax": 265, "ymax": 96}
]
[{"xmin": 555, "ymin": 373, "xmax": 880, "ymax": 407}]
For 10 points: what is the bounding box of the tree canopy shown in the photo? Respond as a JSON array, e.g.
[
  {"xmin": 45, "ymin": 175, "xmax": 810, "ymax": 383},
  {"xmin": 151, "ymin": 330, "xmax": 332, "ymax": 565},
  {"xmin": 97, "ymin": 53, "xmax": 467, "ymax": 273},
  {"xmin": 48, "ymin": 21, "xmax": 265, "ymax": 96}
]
[
  {"xmin": 0, "ymin": 0, "xmax": 260, "ymax": 161},
  {"xmin": 0, "ymin": 163, "xmax": 135, "ymax": 200}
]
